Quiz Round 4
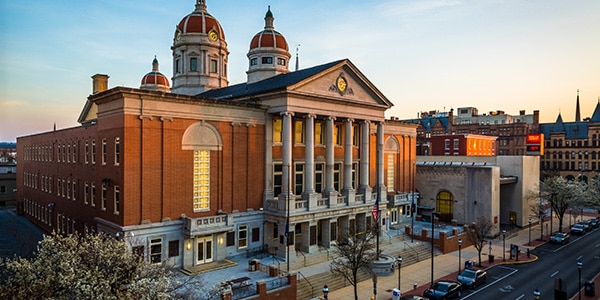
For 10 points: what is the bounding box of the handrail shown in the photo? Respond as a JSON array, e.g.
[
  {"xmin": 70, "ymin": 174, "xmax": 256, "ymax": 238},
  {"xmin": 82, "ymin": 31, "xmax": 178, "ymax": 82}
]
[
  {"xmin": 385, "ymin": 231, "xmax": 393, "ymax": 244},
  {"xmin": 297, "ymin": 271, "xmax": 315, "ymax": 299},
  {"xmin": 297, "ymin": 248, "xmax": 307, "ymax": 267},
  {"xmin": 319, "ymin": 243, "xmax": 330, "ymax": 260},
  {"xmin": 403, "ymin": 241, "xmax": 419, "ymax": 262}
]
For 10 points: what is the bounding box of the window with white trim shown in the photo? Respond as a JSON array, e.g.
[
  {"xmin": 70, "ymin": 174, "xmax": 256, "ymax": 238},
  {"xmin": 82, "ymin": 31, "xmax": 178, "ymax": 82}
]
[
  {"xmin": 238, "ymin": 225, "xmax": 248, "ymax": 249},
  {"xmin": 114, "ymin": 186, "xmax": 120, "ymax": 214},
  {"xmin": 150, "ymin": 238, "xmax": 162, "ymax": 264}
]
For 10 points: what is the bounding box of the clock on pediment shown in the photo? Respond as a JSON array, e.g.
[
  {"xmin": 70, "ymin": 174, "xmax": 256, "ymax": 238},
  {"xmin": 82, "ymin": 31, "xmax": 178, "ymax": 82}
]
[{"xmin": 329, "ymin": 72, "xmax": 354, "ymax": 96}]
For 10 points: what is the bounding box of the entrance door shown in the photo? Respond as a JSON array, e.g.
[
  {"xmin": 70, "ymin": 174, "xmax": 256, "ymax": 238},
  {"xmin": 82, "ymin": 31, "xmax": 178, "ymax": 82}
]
[{"xmin": 196, "ymin": 235, "xmax": 213, "ymax": 264}]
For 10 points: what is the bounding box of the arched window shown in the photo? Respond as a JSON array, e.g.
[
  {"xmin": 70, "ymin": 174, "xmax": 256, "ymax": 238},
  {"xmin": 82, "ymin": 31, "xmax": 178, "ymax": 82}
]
[
  {"xmin": 436, "ymin": 191, "xmax": 454, "ymax": 222},
  {"xmin": 384, "ymin": 137, "xmax": 400, "ymax": 192}
]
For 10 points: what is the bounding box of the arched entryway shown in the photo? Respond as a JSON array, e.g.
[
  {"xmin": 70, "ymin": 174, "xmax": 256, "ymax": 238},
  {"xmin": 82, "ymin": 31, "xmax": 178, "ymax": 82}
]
[{"xmin": 436, "ymin": 191, "xmax": 454, "ymax": 222}]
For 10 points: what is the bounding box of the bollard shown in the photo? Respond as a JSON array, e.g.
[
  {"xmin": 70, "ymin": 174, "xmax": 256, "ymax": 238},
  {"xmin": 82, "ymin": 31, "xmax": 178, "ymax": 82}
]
[{"xmin": 414, "ymin": 283, "xmax": 417, "ymax": 290}]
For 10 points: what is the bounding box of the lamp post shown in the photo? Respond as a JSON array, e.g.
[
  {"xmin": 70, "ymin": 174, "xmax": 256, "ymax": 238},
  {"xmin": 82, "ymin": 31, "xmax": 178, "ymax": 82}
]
[
  {"xmin": 528, "ymin": 219, "xmax": 532, "ymax": 246},
  {"xmin": 533, "ymin": 288, "xmax": 540, "ymax": 300},
  {"xmin": 323, "ymin": 284, "xmax": 329, "ymax": 300},
  {"xmin": 502, "ymin": 230, "xmax": 506, "ymax": 261},
  {"xmin": 577, "ymin": 260, "xmax": 583, "ymax": 300},
  {"xmin": 431, "ymin": 212, "xmax": 439, "ymax": 287},
  {"xmin": 397, "ymin": 256, "xmax": 403, "ymax": 291},
  {"xmin": 458, "ymin": 239, "xmax": 462, "ymax": 273}
]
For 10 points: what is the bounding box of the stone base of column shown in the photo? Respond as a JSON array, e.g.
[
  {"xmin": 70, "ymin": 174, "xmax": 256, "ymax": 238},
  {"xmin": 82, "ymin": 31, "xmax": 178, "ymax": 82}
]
[
  {"xmin": 302, "ymin": 192, "xmax": 322, "ymax": 210},
  {"xmin": 321, "ymin": 190, "xmax": 338, "ymax": 207},
  {"xmin": 341, "ymin": 188, "xmax": 355, "ymax": 204},
  {"xmin": 357, "ymin": 186, "xmax": 372, "ymax": 203},
  {"xmin": 278, "ymin": 193, "xmax": 295, "ymax": 211}
]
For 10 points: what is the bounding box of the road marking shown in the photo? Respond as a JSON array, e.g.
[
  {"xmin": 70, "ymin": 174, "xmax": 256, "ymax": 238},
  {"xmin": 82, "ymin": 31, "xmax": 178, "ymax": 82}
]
[
  {"xmin": 515, "ymin": 294, "xmax": 525, "ymax": 300},
  {"xmin": 461, "ymin": 267, "xmax": 518, "ymax": 299},
  {"xmin": 577, "ymin": 255, "xmax": 583, "ymax": 260},
  {"xmin": 550, "ymin": 271, "xmax": 559, "ymax": 277}
]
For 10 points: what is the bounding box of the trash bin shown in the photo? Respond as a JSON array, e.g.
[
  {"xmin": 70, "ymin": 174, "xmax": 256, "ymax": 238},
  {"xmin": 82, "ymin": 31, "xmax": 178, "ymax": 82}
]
[
  {"xmin": 584, "ymin": 280, "xmax": 595, "ymax": 297},
  {"xmin": 248, "ymin": 260, "xmax": 256, "ymax": 272},
  {"xmin": 464, "ymin": 260, "xmax": 472, "ymax": 270},
  {"xmin": 488, "ymin": 255, "xmax": 494, "ymax": 263},
  {"xmin": 391, "ymin": 288, "xmax": 401, "ymax": 300}
]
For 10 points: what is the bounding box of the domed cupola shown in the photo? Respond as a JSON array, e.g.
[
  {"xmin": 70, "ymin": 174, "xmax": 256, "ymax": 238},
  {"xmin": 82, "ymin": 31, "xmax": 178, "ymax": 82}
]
[
  {"xmin": 140, "ymin": 56, "xmax": 170, "ymax": 93},
  {"xmin": 171, "ymin": 0, "xmax": 229, "ymax": 95},
  {"xmin": 246, "ymin": 6, "xmax": 291, "ymax": 84}
]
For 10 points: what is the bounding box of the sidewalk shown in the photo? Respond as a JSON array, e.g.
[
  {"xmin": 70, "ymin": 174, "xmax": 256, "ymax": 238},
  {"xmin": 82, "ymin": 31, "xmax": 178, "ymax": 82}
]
[{"xmin": 323, "ymin": 213, "xmax": 599, "ymax": 300}]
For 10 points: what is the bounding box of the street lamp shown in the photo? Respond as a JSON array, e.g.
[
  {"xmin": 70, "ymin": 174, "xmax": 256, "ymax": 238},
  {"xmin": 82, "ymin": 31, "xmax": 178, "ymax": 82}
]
[
  {"xmin": 397, "ymin": 256, "xmax": 403, "ymax": 291},
  {"xmin": 431, "ymin": 212, "xmax": 440, "ymax": 287},
  {"xmin": 323, "ymin": 284, "xmax": 329, "ymax": 300},
  {"xmin": 577, "ymin": 260, "xmax": 583, "ymax": 300},
  {"xmin": 528, "ymin": 219, "xmax": 532, "ymax": 246},
  {"xmin": 458, "ymin": 239, "xmax": 462, "ymax": 273},
  {"xmin": 502, "ymin": 230, "xmax": 506, "ymax": 261},
  {"xmin": 533, "ymin": 288, "xmax": 540, "ymax": 300}
]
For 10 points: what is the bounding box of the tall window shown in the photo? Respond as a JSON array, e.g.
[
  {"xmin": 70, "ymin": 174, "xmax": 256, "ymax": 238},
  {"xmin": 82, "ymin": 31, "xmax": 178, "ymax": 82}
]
[
  {"xmin": 90, "ymin": 183, "xmax": 96, "ymax": 207},
  {"xmin": 387, "ymin": 154, "xmax": 395, "ymax": 192},
  {"xmin": 352, "ymin": 162, "xmax": 358, "ymax": 189},
  {"xmin": 295, "ymin": 163, "xmax": 304, "ymax": 195},
  {"xmin": 101, "ymin": 184, "xmax": 107, "ymax": 210},
  {"xmin": 444, "ymin": 139, "xmax": 450, "ymax": 150},
  {"xmin": 315, "ymin": 163, "xmax": 324, "ymax": 193},
  {"xmin": 273, "ymin": 163, "xmax": 283, "ymax": 196},
  {"xmin": 72, "ymin": 142, "xmax": 76, "ymax": 163},
  {"xmin": 150, "ymin": 238, "xmax": 162, "ymax": 264},
  {"xmin": 238, "ymin": 225, "xmax": 248, "ymax": 249},
  {"xmin": 91, "ymin": 140, "xmax": 96, "ymax": 164},
  {"xmin": 190, "ymin": 57, "xmax": 198, "ymax": 71},
  {"xmin": 193, "ymin": 150, "xmax": 210, "ymax": 211},
  {"xmin": 84, "ymin": 140, "xmax": 89, "ymax": 164},
  {"xmin": 352, "ymin": 125, "xmax": 360, "ymax": 146},
  {"xmin": 315, "ymin": 122, "xmax": 323, "ymax": 145},
  {"xmin": 114, "ymin": 137, "xmax": 120, "ymax": 165},
  {"xmin": 114, "ymin": 186, "xmax": 120, "ymax": 214},
  {"xmin": 273, "ymin": 118, "xmax": 282, "ymax": 143},
  {"xmin": 72, "ymin": 180, "xmax": 76, "ymax": 201},
  {"xmin": 84, "ymin": 182, "xmax": 89, "ymax": 205},
  {"xmin": 210, "ymin": 60, "xmax": 217, "ymax": 73},
  {"xmin": 102, "ymin": 139, "xmax": 107, "ymax": 165},
  {"xmin": 294, "ymin": 120, "xmax": 304, "ymax": 144},
  {"xmin": 334, "ymin": 124, "xmax": 342, "ymax": 145},
  {"xmin": 333, "ymin": 163, "xmax": 341, "ymax": 191}
]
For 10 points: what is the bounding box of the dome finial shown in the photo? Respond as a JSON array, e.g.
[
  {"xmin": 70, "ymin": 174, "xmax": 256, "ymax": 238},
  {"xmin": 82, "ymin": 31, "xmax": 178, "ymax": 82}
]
[
  {"xmin": 152, "ymin": 56, "xmax": 159, "ymax": 72},
  {"xmin": 195, "ymin": 0, "xmax": 207, "ymax": 12},
  {"xmin": 264, "ymin": 6, "xmax": 274, "ymax": 30}
]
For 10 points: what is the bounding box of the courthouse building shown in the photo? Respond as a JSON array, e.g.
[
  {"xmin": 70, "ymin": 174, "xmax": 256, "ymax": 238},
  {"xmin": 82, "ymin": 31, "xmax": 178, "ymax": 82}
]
[{"xmin": 17, "ymin": 1, "xmax": 417, "ymax": 269}]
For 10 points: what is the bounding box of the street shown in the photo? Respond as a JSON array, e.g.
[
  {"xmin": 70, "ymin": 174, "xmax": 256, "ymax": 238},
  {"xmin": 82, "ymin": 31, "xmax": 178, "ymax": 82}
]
[{"xmin": 0, "ymin": 207, "xmax": 43, "ymax": 259}]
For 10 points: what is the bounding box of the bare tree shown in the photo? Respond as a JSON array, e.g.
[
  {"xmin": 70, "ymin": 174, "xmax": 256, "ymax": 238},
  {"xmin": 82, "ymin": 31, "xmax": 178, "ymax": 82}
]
[
  {"xmin": 465, "ymin": 216, "xmax": 495, "ymax": 266},
  {"xmin": 330, "ymin": 229, "xmax": 378, "ymax": 300}
]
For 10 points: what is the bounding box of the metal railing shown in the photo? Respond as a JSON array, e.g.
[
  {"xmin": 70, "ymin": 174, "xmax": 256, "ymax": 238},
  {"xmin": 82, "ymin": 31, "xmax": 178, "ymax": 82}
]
[
  {"xmin": 403, "ymin": 241, "xmax": 419, "ymax": 262},
  {"xmin": 297, "ymin": 271, "xmax": 315, "ymax": 299}
]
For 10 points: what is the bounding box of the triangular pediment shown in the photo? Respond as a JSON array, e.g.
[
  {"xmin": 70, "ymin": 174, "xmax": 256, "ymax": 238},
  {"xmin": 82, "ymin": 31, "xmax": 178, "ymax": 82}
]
[
  {"xmin": 77, "ymin": 98, "xmax": 98, "ymax": 124},
  {"xmin": 287, "ymin": 59, "xmax": 393, "ymax": 108}
]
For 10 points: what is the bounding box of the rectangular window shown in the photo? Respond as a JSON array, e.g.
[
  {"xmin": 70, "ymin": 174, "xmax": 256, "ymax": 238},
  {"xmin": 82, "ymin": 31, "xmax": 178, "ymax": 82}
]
[
  {"xmin": 72, "ymin": 180, "xmax": 76, "ymax": 201},
  {"xmin": 210, "ymin": 59, "xmax": 217, "ymax": 73},
  {"xmin": 175, "ymin": 59, "xmax": 180, "ymax": 73},
  {"xmin": 453, "ymin": 139, "xmax": 459, "ymax": 150},
  {"xmin": 101, "ymin": 184, "xmax": 107, "ymax": 210},
  {"xmin": 102, "ymin": 139, "xmax": 107, "ymax": 165},
  {"xmin": 387, "ymin": 154, "xmax": 395, "ymax": 192},
  {"xmin": 315, "ymin": 122, "xmax": 323, "ymax": 145},
  {"xmin": 294, "ymin": 120, "xmax": 304, "ymax": 144},
  {"xmin": 84, "ymin": 182, "xmax": 89, "ymax": 205},
  {"xmin": 277, "ymin": 58, "xmax": 286, "ymax": 66},
  {"xmin": 295, "ymin": 163, "xmax": 304, "ymax": 195},
  {"xmin": 168, "ymin": 240, "xmax": 179, "ymax": 258},
  {"xmin": 84, "ymin": 140, "xmax": 89, "ymax": 164},
  {"xmin": 250, "ymin": 58, "xmax": 258, "ymax": 66},
  {"xmin": 150, "ymin": 238, "xmax": 162, "ymax": 264},
  {"xmin": 193, "ymin": 150, "xmax": 210, "ymax": 211},
  {"xmin": 190, "ymin": 57, "xmax": 197, "ymax": 71},
  {"xmin": 262, "ymin": 57, "xmax": 273, "ymax": 64},
  {"xmin": 226, "ymin": 232, "xmax": 235, "ymax": 247},
  {"xmin": 333, "ymin": 163, "xmax": 341, "ymax": 191},
  {"xmin": 238, "ymin": 225, "xmax": 248, "ymax": 249},
  {"xmin": 273, "ymin": 163, "xmax": 283, "ymax": 196},
  {"xmin": 273, "ymin": 118, "xmax": 282, "ymax": 143},
  {"xmin": 315, "ymin": 163, "xmax": 324, "ymax": 193},
  {"xmin": 91, "ymin": 140, "xmax": 96, "ymax": 164},
  {"xmin": 352, "ymin": 125, "xmax": 360, "ymax": 146},
  {"xmin": 67, "ymin": 143, "xmax": 71, "ymax": 163},
  {"xmin": 334, "ymin": 124, "xmax": 342, "ymax": 145},
  {"xmin": 114, "ymin": 186, "xmax": 120, "ymax": 214},
  {"xmin": 114, "ymin": 137, "xmax": 120, "ymax": 165},
  {"xmin": 352, "ymin": 162, "xmax": 358, "ymax": 189},
  {"xmin": 57, "ymin": 178, "xmax": 61, "ymax": 196},
  {"xmin": 252, "ymin": 227, "xmax": 260, "ymax": 243},
  {"xmin": 91, "ymin": 183, "xmax": 96, "ymax": 207},
  {"xmin": 444, "ymin": 139, "xmax": 450, "ymax": 150}
]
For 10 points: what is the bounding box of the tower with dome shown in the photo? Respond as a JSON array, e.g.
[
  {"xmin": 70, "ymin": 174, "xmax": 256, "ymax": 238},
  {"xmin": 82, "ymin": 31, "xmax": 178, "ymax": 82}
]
[{"xmin": 16, "ymin": 1, "xmax": 418, "ymax": 284}]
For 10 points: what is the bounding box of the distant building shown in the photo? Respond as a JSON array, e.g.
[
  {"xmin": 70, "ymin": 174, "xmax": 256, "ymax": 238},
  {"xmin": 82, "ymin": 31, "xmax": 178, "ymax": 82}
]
[
  {"xmin": 430, "ymin": 134, "xmax": 497, "ymax": 156},
  {"xmin": 540, "ymin": 90, "xmax": 600, "ymax": 180},
  {"xmin": 17, "ymin": 1, "xmax": 417, "ymax": 271},
  {"xmin": 403, "ymin": 107, "xmax": 539, "ymax": 156},
  {"xmin": 0, "ymin": 162, "xmax": 17, "ymax": 206}
]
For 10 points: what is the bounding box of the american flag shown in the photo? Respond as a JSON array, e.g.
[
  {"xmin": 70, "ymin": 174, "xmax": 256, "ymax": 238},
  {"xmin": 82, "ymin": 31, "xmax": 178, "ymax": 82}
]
[{"xmin": 372, "ymin": 200, "xmax": 379, "ymax": 221}]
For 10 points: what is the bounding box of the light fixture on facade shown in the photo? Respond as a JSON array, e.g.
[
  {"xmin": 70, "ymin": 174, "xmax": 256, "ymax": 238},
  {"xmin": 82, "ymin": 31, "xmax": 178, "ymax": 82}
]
[{"xmin": 186, "ymin": 242, "xmax": 192, "ymax": 250}]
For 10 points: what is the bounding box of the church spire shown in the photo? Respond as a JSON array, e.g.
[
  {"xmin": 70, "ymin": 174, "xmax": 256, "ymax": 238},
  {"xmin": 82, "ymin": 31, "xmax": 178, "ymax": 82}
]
[{"xmin": 575, "ymin": 89, "xmax": 581, "ymax": 122}]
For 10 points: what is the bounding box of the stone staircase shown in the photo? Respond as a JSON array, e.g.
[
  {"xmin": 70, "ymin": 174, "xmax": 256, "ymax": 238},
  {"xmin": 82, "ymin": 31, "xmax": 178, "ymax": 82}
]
[{"xmin": 295, "ymin": 233, "xmax": 441, "ymax": 299}]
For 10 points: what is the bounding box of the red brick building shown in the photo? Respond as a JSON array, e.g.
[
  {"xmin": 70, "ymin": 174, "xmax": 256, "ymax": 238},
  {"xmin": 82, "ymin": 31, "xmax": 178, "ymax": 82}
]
[
  {"xmin": 17, "ymin": 1, "xmax": 417, "ymax": 270},
  {"xmin": 430, "ymin": 134, "xmax": 497, "ymax": 156}
]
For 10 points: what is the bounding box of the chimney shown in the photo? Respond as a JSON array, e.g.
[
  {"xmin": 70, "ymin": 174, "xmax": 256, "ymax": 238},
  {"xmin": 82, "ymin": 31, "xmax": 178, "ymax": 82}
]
[
  {"xmin": 533, "ymin": 110, "xmax": 539, "ymax": 124},
  {"xmin": 520, "ymin": 110, "xmax": 525, "ymax": 115},
  {"xmin": 92, "ymin": 74, "xmax": 109, "ymax": 94}
]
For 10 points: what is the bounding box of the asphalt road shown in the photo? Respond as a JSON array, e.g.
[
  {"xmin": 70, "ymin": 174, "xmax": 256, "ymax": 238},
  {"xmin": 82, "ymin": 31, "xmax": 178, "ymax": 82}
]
[
  {"xmin": 0, "ymin": 207, "xmax": 43, "ymax": 259},
  {"xmin": 458, "ymin": 226, "xmax": 600, "ymax": 299}
]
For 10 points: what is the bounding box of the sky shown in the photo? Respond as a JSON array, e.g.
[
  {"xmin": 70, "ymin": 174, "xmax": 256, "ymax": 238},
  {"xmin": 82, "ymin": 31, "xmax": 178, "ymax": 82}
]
[{"xmin": 1, "ymin": 0, "xmax": 599, "ymax": 142}]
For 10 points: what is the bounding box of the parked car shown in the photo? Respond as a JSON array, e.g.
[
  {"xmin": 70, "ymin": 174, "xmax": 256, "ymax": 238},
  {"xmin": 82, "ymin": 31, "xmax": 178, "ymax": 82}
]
[
  {"xmin": 457, "ymin": 269, "xmax": 487, "ymax": 289},
  {"xmin": 423, "ymin": 281, "xmax": 462, "ymax": 300},
  {"xmin": 400, "ymin": 296, "xmax": 429, "ymax": 300},
  {"xmin": 578, "ymin": 221, "xmax": 591, "ymax": 232},
  {"xmin": 550, "ymin": 232, "xmax": 570, "ymax": 244},
  {"xmin": 589, "ymin": 218, "xmax": 598, "ymax": 228},
  {"xmin": 571, "ymin": 224, "xmax": 585, "ymax": 235}
]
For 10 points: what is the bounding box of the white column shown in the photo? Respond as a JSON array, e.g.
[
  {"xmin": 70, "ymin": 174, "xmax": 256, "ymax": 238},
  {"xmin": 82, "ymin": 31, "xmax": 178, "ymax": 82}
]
[
  {"xmin": 376, "ymin": 122, "xmax": 386, "ymax": 193},
  {"xmin": 264, "ymin": 114, "xmax": 274, "ymax": 201},
  {"xmin": 359, "ymin": 121, "xmax": 371, "ymax": 193},
  {"xmin": 343, "ymin": 119, "xmax": 354, "ymax": 194},
  {"xmin": 324, "ymin": 116, "xmax": 336, "ymax": 195},
  {"xmin": 282, "ymin": 112, "xmax": 294, "ymax": 196},
  {"xmin": 304, "ymin": 114, "xmax": 315, "ymax": 195}
]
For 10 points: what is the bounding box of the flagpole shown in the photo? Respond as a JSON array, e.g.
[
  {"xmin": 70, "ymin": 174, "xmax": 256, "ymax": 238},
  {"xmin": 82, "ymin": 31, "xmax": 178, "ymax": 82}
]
[{"xmin": 375, "ymin": 145, "xmax": 380, "ymax": 258}]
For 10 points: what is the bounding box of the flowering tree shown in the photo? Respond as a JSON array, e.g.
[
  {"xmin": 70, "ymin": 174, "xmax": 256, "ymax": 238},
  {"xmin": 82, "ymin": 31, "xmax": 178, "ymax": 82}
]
[
  {"xmin": 0, "ymin": 231, "xmax": 198, "ymax": 299},
  {"xmin": 539, "ymin": 176, "xmax": 590, "ymax": 232}
]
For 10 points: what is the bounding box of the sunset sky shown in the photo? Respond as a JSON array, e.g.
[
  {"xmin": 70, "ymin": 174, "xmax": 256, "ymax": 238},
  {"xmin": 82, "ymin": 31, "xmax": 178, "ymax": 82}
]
[{"xmin": 1, "ymin": 0, "xmax": 599, "ymax": 142}]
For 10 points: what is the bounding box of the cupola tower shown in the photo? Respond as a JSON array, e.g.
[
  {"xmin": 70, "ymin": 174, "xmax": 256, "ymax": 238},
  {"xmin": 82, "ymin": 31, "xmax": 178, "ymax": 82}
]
[{"xmin": 171, "ymin": 0, "xmax": 229, "ymax": 95}]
